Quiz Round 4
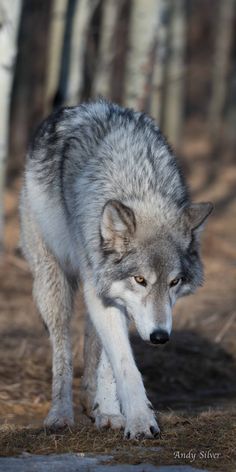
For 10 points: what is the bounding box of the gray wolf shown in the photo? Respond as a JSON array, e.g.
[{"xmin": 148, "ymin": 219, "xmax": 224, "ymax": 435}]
[{"xmin": 20, "ymin": 99, "xmax": 213, "ymax": 439}]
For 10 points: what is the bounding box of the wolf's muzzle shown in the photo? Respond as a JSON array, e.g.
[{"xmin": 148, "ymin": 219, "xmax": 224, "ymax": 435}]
[{"xmin": 150, "ymin": 329, "xmax": 169, "ymax": 345}]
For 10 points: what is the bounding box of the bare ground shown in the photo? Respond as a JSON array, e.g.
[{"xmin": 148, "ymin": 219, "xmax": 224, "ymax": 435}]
[{"xmin": 1, "ymin": 126, "xmax": 236, "ymax": 470}]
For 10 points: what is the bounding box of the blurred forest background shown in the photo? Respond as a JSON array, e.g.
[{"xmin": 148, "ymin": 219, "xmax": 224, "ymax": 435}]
[
  {"xmin": 1, "ymin": 0, "xmax": 236, "ymax": 467},
  {"xmin": 1, "ymin": 0, "xmax": 236, "ymax": 239}
]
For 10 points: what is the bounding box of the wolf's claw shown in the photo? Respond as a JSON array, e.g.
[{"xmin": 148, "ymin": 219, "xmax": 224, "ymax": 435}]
[
  {"xmin": 124, "ymin": 410, "xmax": 160, "ymax": 439},
  {"xmin": 150, "ymin": 425, "xmax": 160, "ymax": 437}
]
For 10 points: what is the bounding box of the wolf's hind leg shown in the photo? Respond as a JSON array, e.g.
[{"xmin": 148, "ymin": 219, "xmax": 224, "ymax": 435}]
[
  {"xmin": 20, "ymin": 190, "xmax": 76, "ymax": 430},
  {"xmin": 80, "ymin": 315, "xmax": 100, "ymax": 415},
  {"xmin": 93, "ymin": 348, "xmax": 125, "ymax": 430},
  {"xmin": 81, "ymin": 316, "xmax": 125, "ymax": 430},
  {"xmin": 33, "ymin": 250, "xmax": 75, "ymax": 430}
]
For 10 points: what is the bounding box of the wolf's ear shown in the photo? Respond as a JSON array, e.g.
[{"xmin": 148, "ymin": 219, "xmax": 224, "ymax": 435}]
[
  {"xmin": 185, "ymin": 202, "xmax": 213, "ymax": 232},
  {"xmin": 100, "ymin": 200, "xmax": 136, "ymax": 253}
]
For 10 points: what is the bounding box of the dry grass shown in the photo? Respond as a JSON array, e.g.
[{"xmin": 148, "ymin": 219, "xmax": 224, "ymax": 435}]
[{"xmin": 1, "ymin": 410, "xmax": 236, "ymax": 471}]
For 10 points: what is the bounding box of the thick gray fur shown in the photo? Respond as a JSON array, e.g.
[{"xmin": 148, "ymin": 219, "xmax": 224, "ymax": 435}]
[{"xmin": 20, "ymin": 99, "xmax": 212, "ymax": 438}]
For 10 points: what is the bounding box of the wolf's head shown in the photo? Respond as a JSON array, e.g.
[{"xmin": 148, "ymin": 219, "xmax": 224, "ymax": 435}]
[{"xmin": 97, "ymin": 199, "xmax": 213, "ymax": 344}]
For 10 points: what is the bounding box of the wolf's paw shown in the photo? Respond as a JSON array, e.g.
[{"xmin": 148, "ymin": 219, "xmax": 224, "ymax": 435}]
[
  {"xmin": 95, "ymin": 412, "xmax": 125, "ymax": 430},
  {"xmin": 44, "ymin": 405, "xmax": 74, "ymax": 432},
  {"xmin": 124, "ymin": 410, "xmax": 160, "ymax": 439}
]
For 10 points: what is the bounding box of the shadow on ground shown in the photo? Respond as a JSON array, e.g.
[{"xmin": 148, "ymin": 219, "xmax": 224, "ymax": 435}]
[{"xmin": 131, "ymin": 330, "xmax": 236, "ymax": 410}]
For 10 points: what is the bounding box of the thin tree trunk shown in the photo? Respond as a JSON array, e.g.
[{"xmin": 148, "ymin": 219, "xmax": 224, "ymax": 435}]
[
  {"xmin": 65, "ymin": 0, "xmax": 99, "ymax": 105},
  {"xmin": 9, "ymin": 0, "xmax": 52, "ymax": 173},
  {"xmin": 110, "ymin": 0, "xmax": 131, "ymax": 104},
  {"xmin": 162, "ymin": 0, "xmax": 186, "ymax": 148},
  {"xmin": 0, "ymin": 0, "xmax": 22, "ymax": 251},
  {"xmin": 92, "ymin": 0, "xmax": 121, "ymax": 99},
  {"xmin": 45, "ymin": 0, "xmax": 68, "ymax": 113},
  {"xmin": 208, "ymin": 0, "xmax": 235, "ymax": 139},
  {"xmin": 123, "ymin": 0, "xmax": 163, "ymax": 112},
  {"xmin": 150, "ymin": 0, "xmax": 171, "ymax": 124}
]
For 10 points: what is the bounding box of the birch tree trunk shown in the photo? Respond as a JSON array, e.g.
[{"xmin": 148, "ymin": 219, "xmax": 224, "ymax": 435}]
[
  {"xmin": 0, "ymin": 0, "xmax": 22, "ymax": 251},
  {"xmin": 150, "ymin": 0, "xmax": 171, "ymax": 124},
  {"xmin": 92, "ymin": 0, "xmax": 121, "ymax": 99},
  {"xmin": 208, "ymin": 0, "xmax": 235, "ymax": 139},
  {"xmin": 123, "ymin": 0, "xmax": 163, "ymax": 112},
  {"xmin": 65, "ymin": 0, "xmax": 99, "ymax": 105},
  {"xmin": 92, "ymin": 0, "xmax": 131, "ymax": 103},
  {"xmin": 45, "ymin": 0, "xmax": 68, "ymax": 112},
  {"xmin": 162, "ymin": 0, "xmax": 186, "ymax": 148}
]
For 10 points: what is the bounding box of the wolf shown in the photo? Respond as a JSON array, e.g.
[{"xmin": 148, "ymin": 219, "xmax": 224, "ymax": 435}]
[{"xmin": 20, "ymin": 99, "xmax": 212, "ymax": 439}]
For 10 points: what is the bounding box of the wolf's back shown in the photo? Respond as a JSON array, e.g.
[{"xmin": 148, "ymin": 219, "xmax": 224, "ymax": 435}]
[
  {"xmin": 25, "ymin": 99, "xmax": 187, "ymax": 204},
  {"xmin": 21, "ymin": 99, "xmax": 189, "ymax": 272}
]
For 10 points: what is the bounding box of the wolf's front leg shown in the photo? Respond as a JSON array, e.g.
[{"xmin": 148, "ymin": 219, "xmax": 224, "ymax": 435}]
[{"xmin": 84, "ymin": 283, "xmax": 159, "ymax": 439}]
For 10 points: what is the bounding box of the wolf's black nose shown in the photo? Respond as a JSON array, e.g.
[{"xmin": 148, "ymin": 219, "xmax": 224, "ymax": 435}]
[{"xmin": 150, "ymin": 329, "xmax": 169, "ymax": 344}]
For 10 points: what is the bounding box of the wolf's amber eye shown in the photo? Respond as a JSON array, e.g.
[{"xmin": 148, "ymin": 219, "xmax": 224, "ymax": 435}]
[
  {"xmin": 134, "ymin": 276, "xmax": 147, "ymax": 286},
  {"xmin": 170, "ymin": 277, "xmax": 181, "ymax": 288}
]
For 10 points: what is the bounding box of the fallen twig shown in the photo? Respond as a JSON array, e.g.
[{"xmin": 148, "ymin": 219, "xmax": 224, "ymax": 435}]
[
  {"xmin": 5, "ymin": 253, "xmax": 29, "ymax": 272},
  {"xmin": 215, "ymin": 312, "xmax": 236, "ymax": 343}
]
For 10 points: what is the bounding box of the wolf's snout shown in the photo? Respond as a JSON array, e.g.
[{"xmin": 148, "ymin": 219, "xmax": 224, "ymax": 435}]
[{"xmin": 150, "ymin": 329, "xmax": 169, "ymax": 345}]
